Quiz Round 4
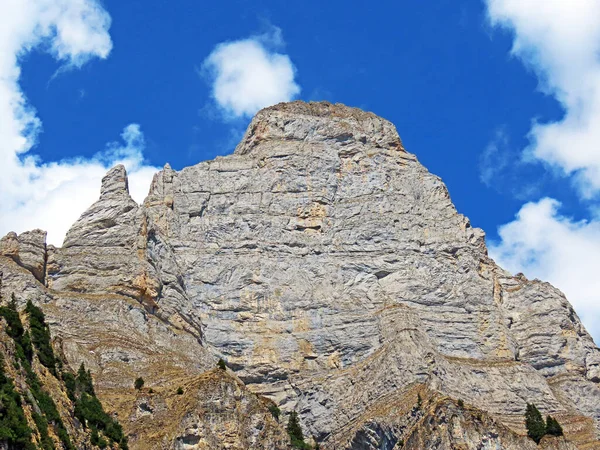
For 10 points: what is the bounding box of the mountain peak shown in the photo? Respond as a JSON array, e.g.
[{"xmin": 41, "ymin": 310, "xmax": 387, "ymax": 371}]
[
  {"xmin": 234, "ymin": 100, "xmax": 405, "ymax": 156},
  {"xmin": 2, "ymin": 102, "xmax": 599, "ymax": 450}
]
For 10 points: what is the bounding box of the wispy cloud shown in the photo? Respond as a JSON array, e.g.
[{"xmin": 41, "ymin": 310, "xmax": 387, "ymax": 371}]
[
  {"xmin": 479, "ymin": 128, "xmax": 544, "ymax": 200},
  {"xmin": 0, "ymin": 0, "xmax": 157, "ymax": 246},
  {"xmin": 479, "ymin": 128, "xmax": 510, "ymax": 187},
  {"xmin": 485, "ymin": 0, "xmax": 600, "ymax": 342},
  {"xmin": 201, "ymin": 26, "xmax": 301, "ymax": 119}
]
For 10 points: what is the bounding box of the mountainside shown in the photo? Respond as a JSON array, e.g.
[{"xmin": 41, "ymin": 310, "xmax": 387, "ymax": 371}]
[
  {"xmin": 0, "ymin": 295, "xmax": 127, "ymax": 449},
  {"xmin": 1, "ymin": 101, "xmax": 599, "ymax": 449}
]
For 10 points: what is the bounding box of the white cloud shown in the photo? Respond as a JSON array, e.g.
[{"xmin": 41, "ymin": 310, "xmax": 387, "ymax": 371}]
[
  {"xmin": 0, "ymin": 0, "xmax": 157, "ymax": 247},
  {"xmin": 489, "ymin": 199, "xmax": 600, "ymax": 343},
  {"xmin": 486, "ymin": 0, "xmax": 600, "ymax": 196},
  {"xmin": 202, "ymin": 27, "xmax": 300, "ymax": 119},
  {"xmin": 1, "ymin": 124, "xmax": 158, "ymax": 246},
  {"xmin": 485, "ymin": 1, "xmax": 600, "ymax": 342}
]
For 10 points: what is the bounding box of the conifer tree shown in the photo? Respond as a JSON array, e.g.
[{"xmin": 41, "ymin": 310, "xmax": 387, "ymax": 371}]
[
  {"xmin": 286, "ymin": 411, "xmax": 309, "ymax": 449},
  {"xmin": 25, "ymin": 300, "xmax": 57, "ymax": 374},
  {"xmin": 134, "ymin": 377, "xmax": 144, "ymax": 390},
  {"xmin": 525, "ymin": 403, "xmax": 546, "ymax": 444},
  {"xmin": 77, "ymin": 363, "xmax": 95, "ymax": 396},
  {"xmin": 546, "ymin": 416, "xmax": 564, "ymax": 437}
]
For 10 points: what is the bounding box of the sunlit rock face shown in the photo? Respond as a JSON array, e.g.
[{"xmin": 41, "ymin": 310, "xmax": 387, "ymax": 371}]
[{"xmin": 1, "ymin": 101, "xmax": 599, "ymax": 449}]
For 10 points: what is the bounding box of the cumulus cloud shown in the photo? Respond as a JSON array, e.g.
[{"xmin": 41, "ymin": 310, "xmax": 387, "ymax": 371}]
[
  {"xmin": 0, "ymin": 0, "xmax": 157, "ymax": 246},
  {"xmin": 489, "ymin": 199, "xmax": 600, "ymax": 342},
  {"xmin": 486, "ymin": 0, "xmax": 600, "ymax": 196},
  {"xmin": 485, "ymin": 0, "xmax": 600, "ymax": 341},
  {"xmin": 202, "ymin": 27, "xmax": 300, "ymax": 119}
]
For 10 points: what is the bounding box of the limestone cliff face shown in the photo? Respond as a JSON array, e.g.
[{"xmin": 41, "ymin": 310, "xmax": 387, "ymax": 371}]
[{"xmin": 1, "ymin": 101, "xmax": 599, "ymax": 449}]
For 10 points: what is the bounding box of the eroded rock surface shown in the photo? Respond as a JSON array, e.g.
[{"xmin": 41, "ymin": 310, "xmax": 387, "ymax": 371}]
[
  {"xmin": 1, "ymin": 101, "xmax": 599, "ymax": 449},
  {"xmin": 402, "ymin": 397, "xmax": 579, "ymax": 450},
  {"xmin": 0, "ymin": 229, "xmax": 47, "ymax": 283}
]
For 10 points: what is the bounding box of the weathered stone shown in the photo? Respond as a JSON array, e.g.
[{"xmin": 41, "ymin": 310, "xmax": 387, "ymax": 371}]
[
  {"xmin": 0, "ymin": 229, "xmax": 47, "ymax": 283},
  {"xmin": 401, "ymin": 397, "xmax": 579, "ymax": 450}
]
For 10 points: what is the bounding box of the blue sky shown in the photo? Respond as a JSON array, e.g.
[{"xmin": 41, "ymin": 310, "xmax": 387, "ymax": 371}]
[{"xmin": 1, "ymin": 0, "xmax": 599, "ymax": 342}]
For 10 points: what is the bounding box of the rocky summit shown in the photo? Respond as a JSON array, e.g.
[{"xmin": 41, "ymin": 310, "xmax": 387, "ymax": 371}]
[{"xmin": 1, "ymin": 101, "xmax": 599, "ymax": 450}]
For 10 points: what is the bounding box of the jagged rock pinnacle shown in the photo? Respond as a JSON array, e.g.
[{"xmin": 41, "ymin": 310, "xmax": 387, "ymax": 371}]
[{"xmin": 100, "ymin": 164, "xmax": 130, "ymax": 198}]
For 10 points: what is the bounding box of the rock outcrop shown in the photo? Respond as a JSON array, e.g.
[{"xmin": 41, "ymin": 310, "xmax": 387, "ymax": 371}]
[
  {"xmin": 104, "ymin": 369, "xmax": 289, "ymax": 449},
  {"xmin": 1, "ymin": 229, "xmax": 47, "ymax": 283},
  {"xmin": 1, "ymin": 101, "xmax": 599, "ymax": 449}
]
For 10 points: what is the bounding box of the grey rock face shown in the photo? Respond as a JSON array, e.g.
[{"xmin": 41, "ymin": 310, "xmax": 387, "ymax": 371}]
[
  {"xmin": 139, "ymin": 101, "xmax": 600, "ymax": 447},
  {"xmin": 0, "ymin": 229, "xmax": 47, "ymax": 283},
  {"xmin": 1, "ymin": 101, "xmax": 599, "ymax": 449},
  {"xmin": 48, "ymin": 164, "xmax": 149, "ymax": 298}
]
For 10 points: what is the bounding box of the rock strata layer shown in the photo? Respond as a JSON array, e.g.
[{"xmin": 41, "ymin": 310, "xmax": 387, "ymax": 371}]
[{"xmin": 1, "ymin": 101, "xmax": 599, "ymax": 449}]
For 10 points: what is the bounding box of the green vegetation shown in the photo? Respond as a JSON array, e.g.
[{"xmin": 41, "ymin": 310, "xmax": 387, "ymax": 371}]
[
  {"xmin": 25, "ymin": 300, "xmax": 57, "ymax": 375},
  {"xmin": 417, "ymin": 393, "xmax": 422, "ymax": 409},
  {"xmin": 0, "ymin": 354, "xmax": 35, "ymax": 449},
  {"xmin": 74, "ymin": 391, "xmax": 127, "ymax": 447},
  {"xmin": 217, "ymin": 358, "xmax": 227, "ymax": 370},
  {"xmin": 70, "ymin": 363, "xmax": 128, "ymax": 449},
  {"xmin": 76, "ymin": 363, "xmax": 95, "ymax": 396},
  {"xmin": 0, "ymin": 298, "xmax": 72, "ymax": 449},
  {"xmin": 0, "ymin": 295, "xmax": 128, "ymax": 450},
  {"xmin": 62, "ymin": 371, "xmax": 77, "ymax": 400},
  {"xmin": 268, "ymin": 404, "xmax": 281, "ymax": 421},
  {"xmin": 31, "ymin": 410, "xmax": 54, "ymax": 450},
  {"xmin": 457, "ymin": 399, "xmax": 464, "ymax": 408},
  {"xmin": 134, "ymin": 377, "xmax": 145, "ymax": 390},
  {"xmin": 177, "ymin": 387, "xmax": 184, "ymax": 395},
  {"xmin": 0, "ymin": 296, "xmax": 24, "ymax": 339},
  {"xmin": 287, "ymin": 411, "xmax": 310, "ymax": 449},
  {"xmin": 546, "ymin": 416, "xmax": 564, "ymax": 437},
  {"xmin": 524, "ymin": 403, "xmax": 565, "ymax": 443},
  {"xmin": 525, "ymin": 403, "xmax": 547, "ymax": 444},
  {"xmin": 91, "ymin": 427, "xmax": 108, "ymax": 448},
  {"xmin": 0, "ymin": 296, "xmax": 33, "ymax": 364},
  {"xmin": 22, "ymin": 306, "xmax": 73, "ymax": 450}
]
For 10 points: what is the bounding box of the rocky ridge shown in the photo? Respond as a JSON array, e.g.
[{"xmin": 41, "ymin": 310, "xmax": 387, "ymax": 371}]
[{"xmin": 1, "ymin": 100, "xmax": 599, "ymax": 449}]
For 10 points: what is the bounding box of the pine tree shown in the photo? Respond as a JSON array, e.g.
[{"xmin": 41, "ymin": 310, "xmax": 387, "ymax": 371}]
[
  {"xmin": 134, "ymin": 377, "xmax": 144, "ymax": 390},
  {"xmin": 525, "ymin": 403, "xmax": 546, "ymax": 444},
  {"xmin": 77, "ymin": 363, "xmax": 95, "ymax": 396},
  {"xmin": 0, "ymin": 354, "xmax": 35, "ymax": 449},
  {"xmin": 25, "ymin": 300, "xmax": 57, "ymax": 374},
  {"xmin": 546, "ymin": 416, "xmax": 564, "ymax": 437},
  {"xmin": 286, "ymin": 411, "xmax": 309, "ymax": 449}
]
